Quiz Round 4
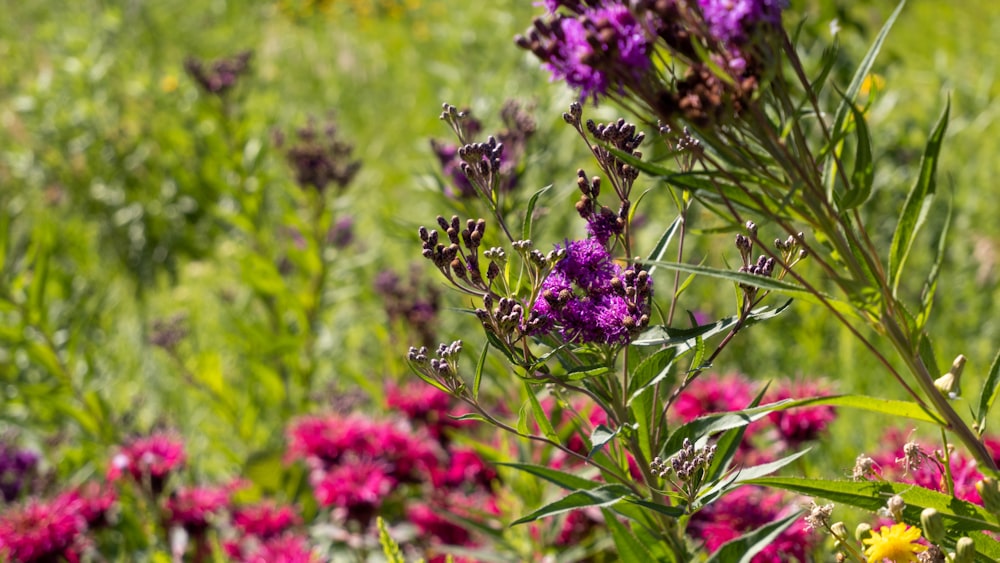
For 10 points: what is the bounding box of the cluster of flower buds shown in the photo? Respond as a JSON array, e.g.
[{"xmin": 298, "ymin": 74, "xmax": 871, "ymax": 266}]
[
  {"xmin": 277, "ymin": 116, "xmax": 362, "ymax": 195},
  {"xmin": 564, "ymin": 104, "xmax": 644, "ymax": 200},
  {"xmin": 419, "ymin": 216, "xmax": 494, "ymax": 296},
  {"xmin": 652, "ymin": 438, "xmax": 715, "ymax": 507},
  {"xmin": 183, "ymin": 50, "xmax": 252, "ymax": 97},
  {"xmin": 575, "ymin": 170, "xmax": 625, "ymax": 245},
  {"xmin": 408, "ymin": 341, "xmax": 465, "ymax": 393}
]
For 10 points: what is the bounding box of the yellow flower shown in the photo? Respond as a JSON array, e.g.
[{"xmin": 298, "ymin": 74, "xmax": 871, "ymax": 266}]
[
  {"xmin": 160, "ymin": 75, "xmax": 178, "ymax": 93},
  {"xmin": 862, "ymin": 523, "xmax": 928, "ymax": 562}
]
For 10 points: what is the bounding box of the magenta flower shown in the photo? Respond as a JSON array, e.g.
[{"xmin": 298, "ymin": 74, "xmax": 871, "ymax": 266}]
[
  {"xmin": 165, "ymin": 482, "xmax": 239, "ymax": 534},
  {"xmin": 0, "ymin": 492, "xmax": 87, "ymax": 563},
  {"xmin": 233, "ymin": 501, "xmax": 300, "ymax": 540},
  {"xmin": 689, "ymin": 485, "xmax": 816, "ymax": 562},
  {"xmin": 673, "ymin": 372, "xmax": 757, "ymax": 422},
  {"xmin": 432, "ymin": 447, "xmax": 496, "ymax": 491},
  {"xmin": 765, "ymin": 380, "xmax": 837, "ymax": 448},
  {"xmin": 311, "ymin": 457, "xmax": 396, "ymax": 523},
  {"xmin": 107, "ymin": 433, "xmax": 186, "ymax": 493}
]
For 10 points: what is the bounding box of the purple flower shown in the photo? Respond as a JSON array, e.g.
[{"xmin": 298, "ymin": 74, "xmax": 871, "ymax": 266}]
[
  {"xmin": 531, "ymin": 238, "xmax": 651, "ymax": 344},
  {"xmin": 697, "ymin": 0, "xmax": 786, "ymax": 44},
  {"xmin": 0, "ymin": 445, "xmax": 38, "ymax": 502},
  {"xmin": 536, "ymin": 3, "xmax": 652, "ymax": 101}
]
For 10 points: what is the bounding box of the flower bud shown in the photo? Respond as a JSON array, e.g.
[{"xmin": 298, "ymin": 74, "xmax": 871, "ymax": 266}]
[
  {"xmin": 887, "ymin": 495, "xmax": 905, "ymax": 521},
  {"xmin": 830, "ymin": 522, "xmax": 848, "ymax": 543},
  {"xmin": 954, "ymin": 536, "xmax": 975, "ymax": 563},
  {"xmin": 934, "ymin": 354, "xmax": 965, "ymax": 397},
  {"xmin": 976, "ymin": 477, "xmax": 1000, "ymax": 515},
  {"xmin": 920, "ymin": 508, "xmax": 946, "ymax": 543},
  {"xmin": 854, "ymin": 522, "xmax": 872, "ymax": 542}
]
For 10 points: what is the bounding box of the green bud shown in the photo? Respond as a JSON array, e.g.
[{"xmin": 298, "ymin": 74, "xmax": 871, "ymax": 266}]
[
  {"xmin": 854, "ymin": 522, "xmax": 872, "ymax": 542},
  {"xmin": 920, "ymin": 508, "xmax": 946, "ymax": 543},
  {"xmin": 934, "ymin": 354, "xmax": 965, "ymax": 397},
  {"xmin": 830, "ymin": 521, "xmax": 848, "ymax": 545},
  {"xmin": 954, "ymin": 536, "xmax": 976, "ymax": 563},
  {"xmin": 976, "ymin": 477, "xmax": 1000, "ymax": 515}
]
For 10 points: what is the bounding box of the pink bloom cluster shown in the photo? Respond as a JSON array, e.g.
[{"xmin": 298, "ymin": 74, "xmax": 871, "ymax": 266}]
[
  {"xmin": 225, "ymin": 502, "xmax": 312, "ymax": 563},
  {"xmin": 689, "ymin": 485, "xmax": 816, "ymax": 562},
  {"xmin": 0, "ymin": 484, "xmax": 115, "ymax": 563},
  {"xmin": 107, "ymin": 433, "xmax": 186, "ymax": 493}
]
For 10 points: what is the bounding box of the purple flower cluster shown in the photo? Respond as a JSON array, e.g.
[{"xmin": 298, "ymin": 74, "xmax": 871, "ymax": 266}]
[
  {"xmin": 518, "ymin": 2, "xmax": 653, "ymax": 101},
  {"xmin": 532, "ymin": 238, "xmax": 651, "ymax": 344},
  {"xmin": 0, "ymin": 444, "xmax": 38, "ymax": 502},
  {"xmin": 697, "ymin": 0, "xmax": 786, "ymax": 45}
]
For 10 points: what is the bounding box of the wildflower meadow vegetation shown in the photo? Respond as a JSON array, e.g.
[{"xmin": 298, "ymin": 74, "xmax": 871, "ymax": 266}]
[{"xmin": 4, "ymin": 0, "xmax": 1000, "ymax": 561}]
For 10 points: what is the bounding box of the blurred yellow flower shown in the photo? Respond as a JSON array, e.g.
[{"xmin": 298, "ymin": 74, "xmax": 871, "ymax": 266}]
[
  {"xmin": 862, "ymin": 523, "xmax": 927, "ymax": 562},
  {"xmin": 160, "ymin": 74, "xmax": 178, "ymax": 93},
  {"xmin": 860, "ymin": 73, "xmax": 885, "ymax": 96}
]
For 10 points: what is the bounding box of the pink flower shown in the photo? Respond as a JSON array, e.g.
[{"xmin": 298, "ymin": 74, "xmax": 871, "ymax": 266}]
[
  {"xmin": 61, "ymin": 483, "xmax": 116, "ymax": 529},
  {"xmin": 0, "ymin": 492, "xmax": 87, "ymax": 562},
  {"xmin": 107, "ymin": 433, "xmax": 186, "ymax": 493},
  {"xmin": 674, "ymin": 373, "xmax": 757, "ymax": 421},
  {"xmin": 239, "ymin": 534, "xmax": 317, "ymax": 563},
  {"xmin": 311, "ymin": 457, "xmax": 395, "ymax": 523},
  {"xmin": 432, "ymin": 447, "xmax": 496, "ymax": 491},
  {"xmin": 689, "ymin": 485, "xmax": 816, "ymax": 562},
  {"xmin": 766, "ymin": 379, "xmax": 837, "ymax": 448},
  {"xmin": 165, "ymin": 483, "xmax": 238, "ymax": 534},
  {"xmin": 233, "ymin": 501, "xmax": 300, "ymax": 539},
  {"xmin": 386, "ymin": 383, "xmax": 468, "ymax": 442}
]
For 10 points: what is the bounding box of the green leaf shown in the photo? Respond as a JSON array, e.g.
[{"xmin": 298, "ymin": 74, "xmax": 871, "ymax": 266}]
[
  {"xmin": 602, "ymin": 509, "xmax": 655, "ymax": 561},
  {"xmin": 522, "ymin": 185, "xmax": 552, "ymax": 241},
  {"xmin": 840, "ymin": 97, "xmax": 874, "ymax": 209},
  {"xmin": 828, "ymin": 0, "xmax": 907, "ymax": 160},
  {"xmin": 917, "ymin": 193, "xmax": 952, "ymax": 330},
  {"xmin": 645, "ymin": 215, "xmax": 682, "ymax": 282},
  {"xmin": 704, "ymin": 510, "xmax": 805, "ymax": 563},
  {"xmin": 473, "ymin": 340, "xmax": 488, "ymax": 400},
  {"xmin": 516, "ymin": 400, "xmax": 530, "ymax": 435},
  {"xmin": 377, "ymin": 517, "xmax": 406, "ymax": 563},
  {"xmin": 495, "ymin": 462, "xmax": 598, "ymax": 491},
  {"xmin": 565, "ymin": 364, "xmax": 611, "ymax": 381},
  {"xmin": 748, "ymin": 477, "xmax": 1000, "ymax": 534},
  {"xmin": 634, "ymin": 300, "xmax": 793, "ymax": 348},
  {"xmin": 889, "ymin": 99, "xmax": 949, "ymax": 295},
  {"xmin": 698, "ymin": 449, "xmax": 813, "ymax": 509},
  {"xmin": 978, "ymin": 348, "xmax": 1000, "ymax": 435},
  {"xmin": 662, "ymin": 402, "xmax": 789, "ymax": 457},
  {"xmin": 511, "ymin": 484, "xmax": 634, "ymax": 525},
  {"xmin": 704, "ymin": 386, "xmax": 768, "ymax": 483},
  {"xmin": 244, "ymin": 449, "xmax": 285, "ymax": 493},
  {"xmin": 626, "ymin": 347, "xmax": 676, "ymax": 405},
  {"xmin": 526, "ymin": 383, "xmax": 558, "ymax": 442},
  {"xmin": 773, "ymin": 394, "xmax": 943, "ymax": 424},
  {"xmin": 588, "ymin": 424, "xmax": 619, "ymax": 459}
]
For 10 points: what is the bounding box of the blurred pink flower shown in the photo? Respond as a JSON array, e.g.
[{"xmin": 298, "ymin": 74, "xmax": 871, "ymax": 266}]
[
  {"xmin": 107, "ymin": 433, "xmax": 186, "ymax": 493},
  {"xmin": 674, "ymin": 373, "xmax": 757, "ymax": 421},
  {"xmin": 165, "ymin": 482, "xmax": 239, "ymax": 534},
  {"xmin": 0, "ymin": 492, "xmax": 87, "ymax": 563},
  {"xmin": 233, "ymin": 501, "xmax": 300, "ymax": 539},
  {"xmin": 432, "ymin": 447, "xmax": 496, "ymax": 491},
  {"xmin": 766, "ymin": 379, "xmax": 837, "ymax": 448},
  {"xmin": 311, "ymin": 457, "xmax": 396, "ymax": 523},
  {"xmin": 689, "ymin": 485, "xmax": 816, "ymax": 562}
]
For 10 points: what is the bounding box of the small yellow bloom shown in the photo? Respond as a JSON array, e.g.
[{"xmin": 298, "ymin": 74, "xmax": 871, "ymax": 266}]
[
  {"xmin": 160, "ymin": 75, "xmax": 178, "ymax": 93},
  {"xmin": 862, "ymin": 523, "xmax": 928, "ymax": 562},
  {"xmin": 860, "ymin": 73, "xmax": 885, "ymax": 97}
]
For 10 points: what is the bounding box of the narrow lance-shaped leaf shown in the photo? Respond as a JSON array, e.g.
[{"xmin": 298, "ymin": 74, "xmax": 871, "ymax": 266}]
[
  {"xmin": 495, "ymin": 462, "xmax": 599, "ymax": 491},
  {"xmin": 840, "ymin": 96, "xmax": 875, "ymax": 209},
  {"xmin": 522, "ymin": 184, "xmax": 551, "ymax": 241},
  {"xmin": 889, "ymin": 99, "xmax": 950, "ymax": 295},
  {"xmin": 602, "ymin": 509, "xmax": 655, "ymax": 561},
  {"xmin": 510, "ymin": 484, "xmax": 634, "ymax": 525},
  {"xmin": 526, "ymin": 382, "xmax": 558, "ymax": 442},
  {"xmin": 473, "ymin": 340, "xmax": 488, "ymax": 400},
  {"xmin": 644, "ymin": 215, "xmax": 682, "ymax": 281},
  {"xmin": 916, "ymin": 192, "xmax": 952, "ymax": 331},
  {"xmin": 978, "ymin": 349, "xmax": 1000, "ymax": 436}
]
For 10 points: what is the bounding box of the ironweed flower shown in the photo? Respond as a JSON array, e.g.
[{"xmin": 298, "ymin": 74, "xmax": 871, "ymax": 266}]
[
  {"xmin": 280, "ymin": 116, "xmax": 362, "ymax": 194},
  {"xmin": 696, "ymin": 0, "xmax": 786, "ymax": 45},
  {"xmin": 183, "ymin": 51, "xmax": 252, "ymax": 96},
  {"xmin": 374, "ymin": 267, "xmax": 440, "ymax": 348},
  {"xmin": 531, "ymin": 238, "xmax": 651, "ymax": 344},
  {"xmin": 107, "ymin": 433, "xmax": 186, "ymax": 494},
  {"xmin": 516, "ymin": 1, "xmax": 654, "ymax": 102},
  {"xmin": 0, "ymin": 444, "xmax": 39, "ymax": 502}
]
